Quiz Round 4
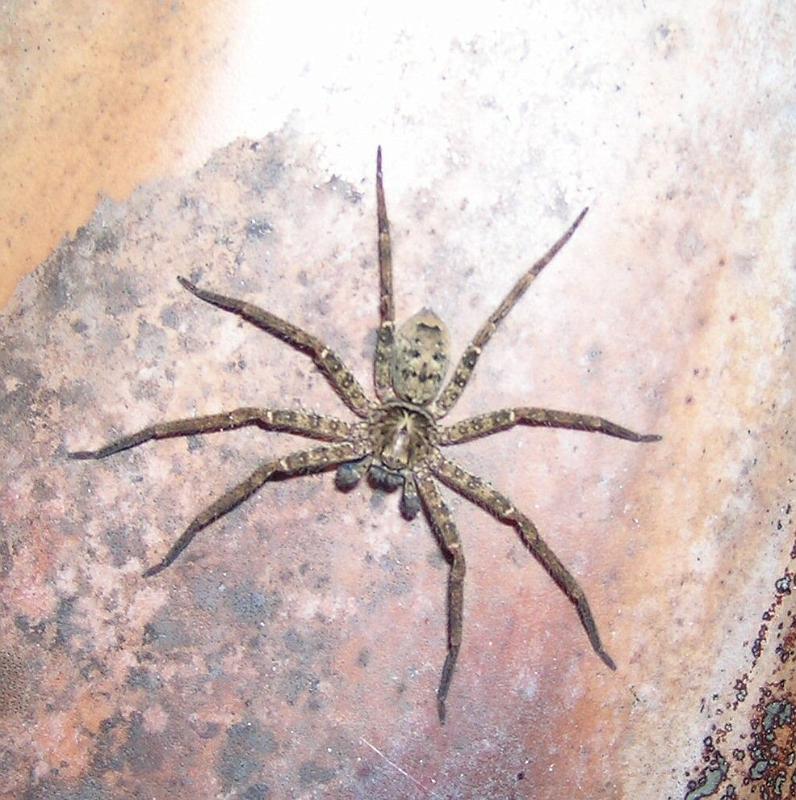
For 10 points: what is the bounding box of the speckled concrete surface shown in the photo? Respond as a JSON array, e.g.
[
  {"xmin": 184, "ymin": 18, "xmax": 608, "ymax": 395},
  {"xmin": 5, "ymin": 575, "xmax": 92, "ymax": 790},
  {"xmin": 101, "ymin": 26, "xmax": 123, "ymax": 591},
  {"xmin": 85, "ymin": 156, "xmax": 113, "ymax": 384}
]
[
  {"xmin": 2, "ymin": 4, "xmax": 795, "ymax": 800},
  {"xmin": 0, "ymin": 1, "xmax": 233, "ymax": 307},
  {"xmin": 1, "ymin": 125, "xmax": 792, "ymax": 798}
]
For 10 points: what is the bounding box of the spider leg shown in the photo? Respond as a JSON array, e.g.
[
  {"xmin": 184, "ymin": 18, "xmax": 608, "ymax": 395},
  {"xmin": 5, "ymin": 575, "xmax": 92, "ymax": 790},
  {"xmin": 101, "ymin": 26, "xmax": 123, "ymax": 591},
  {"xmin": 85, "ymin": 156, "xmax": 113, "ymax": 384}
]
[
  {"xmin": 415, "ymin": 468, "xmax": 466, "ymax": 724},
  {"xmin": 178, "ymin": 277, "xmax": 374, "ymax": 418},
  {"xmin": 439, "ymin": 407, "xmax": 661, "ymax": 446},
  {"xmin": 68, "ymin": 409, "xmax": 361, "ymax": 459},
  {"xmin": 431, "ymin": 208, "xmax": 589, "ymax": 419},
  {"xmin": 430, "ymin": 452, "xmax": 616, "ymax": 672},
  {"xmin": 373, "ymin": 146, "xmax": 397, "ymax": 402},
  {"xmin": 142, "ymin": 441, "xmax": 366, "ymax": 577}
]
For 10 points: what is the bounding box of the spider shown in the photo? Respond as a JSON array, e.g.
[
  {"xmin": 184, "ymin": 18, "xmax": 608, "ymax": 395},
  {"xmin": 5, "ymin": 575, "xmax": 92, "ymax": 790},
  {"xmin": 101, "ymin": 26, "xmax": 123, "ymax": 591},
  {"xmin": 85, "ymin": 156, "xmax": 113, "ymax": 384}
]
[{"xmin": 70, "ymin": 148, "xmax": 660, "ymax": 723}]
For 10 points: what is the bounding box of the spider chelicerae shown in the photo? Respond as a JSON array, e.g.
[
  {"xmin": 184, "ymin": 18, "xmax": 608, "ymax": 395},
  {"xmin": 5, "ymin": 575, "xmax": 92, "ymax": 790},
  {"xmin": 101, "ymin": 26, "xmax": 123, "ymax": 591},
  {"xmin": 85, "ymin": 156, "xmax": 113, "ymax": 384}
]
[{"xmin": 70, "ymin": 148, "xmax": 660, "ymax": 723}]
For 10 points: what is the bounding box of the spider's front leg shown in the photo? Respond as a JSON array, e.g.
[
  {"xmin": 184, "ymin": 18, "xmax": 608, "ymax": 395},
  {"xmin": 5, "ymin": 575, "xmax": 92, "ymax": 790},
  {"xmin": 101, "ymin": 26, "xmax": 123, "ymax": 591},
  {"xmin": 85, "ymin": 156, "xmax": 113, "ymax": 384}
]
[
  {"xmin": 142, "ymin": 440, "xmax": 368, "ymax": 577},
  {"xmin": 439, "ymin": 407, "xmax": 661, "ymax": 446},
  {"xmin": 431, "ymin": 453, "xmax": 616, "ymax": 672},
  {"xmin": 415, "ymin": 468, "xmax": 466, "ymax": 724},
  {"xmin": 68, "ymin": 408, "xmax": 359, "ymax": 460}
]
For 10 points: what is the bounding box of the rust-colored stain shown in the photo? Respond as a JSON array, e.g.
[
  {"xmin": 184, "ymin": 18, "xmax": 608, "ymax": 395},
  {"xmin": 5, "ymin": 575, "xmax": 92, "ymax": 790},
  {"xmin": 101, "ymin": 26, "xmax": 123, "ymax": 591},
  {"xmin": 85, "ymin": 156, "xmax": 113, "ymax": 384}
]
[
  {"xmin": 683, "ymin": 524, "xmax": 796, "ymax": 800},
  {"xmin": 0, "ymin": 1, "xmax": 232, "ymax": 308}
]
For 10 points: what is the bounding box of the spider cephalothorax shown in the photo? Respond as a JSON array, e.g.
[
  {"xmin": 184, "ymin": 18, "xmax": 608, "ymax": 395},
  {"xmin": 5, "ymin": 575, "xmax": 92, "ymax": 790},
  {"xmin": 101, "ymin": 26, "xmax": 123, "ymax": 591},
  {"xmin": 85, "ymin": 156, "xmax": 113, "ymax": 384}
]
[
  {"xmin": 70, "ymin": 148, "xmax": 660, "ymax": 723},
  {"xmin": 346, "ymin": 400, "xmax": 439, "ymax": 519}
]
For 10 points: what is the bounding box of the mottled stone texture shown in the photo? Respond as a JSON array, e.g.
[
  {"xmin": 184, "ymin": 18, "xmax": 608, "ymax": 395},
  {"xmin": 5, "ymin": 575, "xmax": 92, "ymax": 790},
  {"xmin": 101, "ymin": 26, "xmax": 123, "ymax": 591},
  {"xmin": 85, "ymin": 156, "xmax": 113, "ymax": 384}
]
[{"xmin": 0, "ymin": 127, "xmax": 793, "ymax": 800}]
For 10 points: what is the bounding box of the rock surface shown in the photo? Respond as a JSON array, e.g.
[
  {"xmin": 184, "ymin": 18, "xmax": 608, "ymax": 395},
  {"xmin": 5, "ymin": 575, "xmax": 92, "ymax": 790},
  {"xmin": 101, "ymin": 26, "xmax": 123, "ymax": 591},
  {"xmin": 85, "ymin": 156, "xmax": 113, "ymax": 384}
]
[{"xmin": 1, "ymin": 119, "xmax": 793, "ymax": 800}]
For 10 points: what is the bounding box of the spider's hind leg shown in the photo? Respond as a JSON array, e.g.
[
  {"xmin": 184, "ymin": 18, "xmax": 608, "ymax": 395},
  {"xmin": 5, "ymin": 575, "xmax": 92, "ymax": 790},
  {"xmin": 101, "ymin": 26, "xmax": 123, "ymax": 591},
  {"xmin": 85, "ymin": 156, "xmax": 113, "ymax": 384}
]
[
  {"xmin": 178, "ymin": 278, "xmax": 374, "ymax": 418},
  {"xmin": 431, "ymin": 208, "xmax": 589, "ymax": 419},
  {"xmin": 373, "ymin": 146, "xmax": 397, "ymax": 402}
]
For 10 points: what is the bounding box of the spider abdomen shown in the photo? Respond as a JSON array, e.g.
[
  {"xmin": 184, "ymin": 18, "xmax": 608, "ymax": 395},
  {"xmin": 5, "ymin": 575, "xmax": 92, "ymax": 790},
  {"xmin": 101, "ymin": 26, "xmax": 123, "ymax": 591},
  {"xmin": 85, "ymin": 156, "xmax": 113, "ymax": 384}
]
[{"xmin": 391, "ymin": 310, "xmax": 450, "ymax": 405}]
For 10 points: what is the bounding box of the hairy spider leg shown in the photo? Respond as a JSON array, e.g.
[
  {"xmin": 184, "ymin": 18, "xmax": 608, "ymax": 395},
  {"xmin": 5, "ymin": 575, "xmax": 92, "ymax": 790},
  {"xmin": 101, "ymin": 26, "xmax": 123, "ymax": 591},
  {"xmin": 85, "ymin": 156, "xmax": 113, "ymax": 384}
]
[
  {"xmin": 68, "ymin": 408, "xmax": 359, "ymax": 460},
  {"xmin": 431, "ymin": 453, "xmax": 616, "ymax": 672},
  {"xmin": 415, "ymin": 469, "xmax": 466, "ymax": 724},
  {"xmin": 439, "ymin": 407, "xmax": 662, "ymax": 446},
  {"xmin": 178, "ymin": 277, "xmax": 374, "ymax": 418},
  {"xmin": 142, "ymin": 441, "xmax": 367, "ymax": 577},
  {"xmin": 373, "ymin": 146, "xmax": 397, "ymax": 402},
  {"xmin": 431, "ymin": 208, "xmax": 589, "ymax": 419}
]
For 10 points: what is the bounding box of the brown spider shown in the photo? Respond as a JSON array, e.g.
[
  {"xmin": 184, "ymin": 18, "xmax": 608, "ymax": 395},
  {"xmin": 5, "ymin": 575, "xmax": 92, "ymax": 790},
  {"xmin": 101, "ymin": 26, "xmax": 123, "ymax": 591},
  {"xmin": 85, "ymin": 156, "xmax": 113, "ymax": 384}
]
[{"xmin": 70, "ymin": 148, "xmax": 660, "ymax": 723}]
